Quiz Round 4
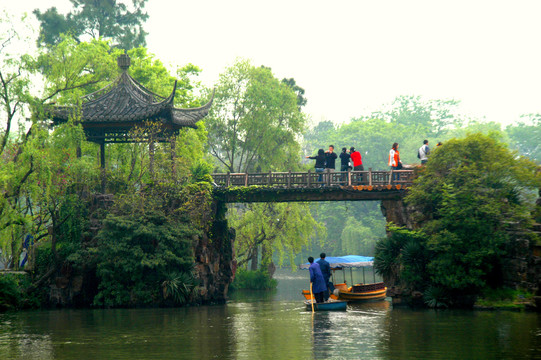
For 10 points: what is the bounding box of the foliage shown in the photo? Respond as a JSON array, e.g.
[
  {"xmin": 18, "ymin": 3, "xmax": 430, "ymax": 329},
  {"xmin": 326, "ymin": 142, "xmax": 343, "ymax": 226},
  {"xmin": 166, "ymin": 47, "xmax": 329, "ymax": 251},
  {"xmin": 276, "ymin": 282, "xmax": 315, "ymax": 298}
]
[
  {"xmin": 506, "ymin": 115, "xmax": 540, "ymax": 163},
  {"xmin": 0, "ymin": 273, "xmax": 41, "ymax": 311},
  {"xmin": 374, "ymin": 226, "xmax": 428, "ymax": 288},
  {"xmin": 230, "ymin": 268, "xmax": 277, "ymax": 290},
  {"xmin": 93, "ymin": 203, "xmax": 199, "ymax": 307},
  {"xmin": 0, "ymin": 275, "xmax": 20, "ymax": 311},
  {"xmin": 475, "ymin": 287, "xmax": 534, "ymax": 309},
  {"xmin": 34, "ymin": 0, "xmax": 148, "ymax": 49},
  {"xmin": 0, "ymin": 13, "xmax": 33, "ymax": 155},
  {"xmin": 340, "ymin": 211, "xmax": 386, "ymax": 256},
  {"xmin": 190, "ymin": 159, "xmax": 214, "ymax": 183},
  {"xmin": 207, "ymin": 58, "xmax": 306, "ymax": 173},
  {"xmin": 374, "ymin": 134, "xmax": 540, "ymax": 306},
  {"xmin": 229, "ymin": 202, "xmax": 325, "ymax": 272},
  {"xmin": 162, "ymin": 270, "xmax": 199, "ymax": 305},
  {"xmin": 423, "ymin": 286, "xmax": 449, "ymax": 309}
]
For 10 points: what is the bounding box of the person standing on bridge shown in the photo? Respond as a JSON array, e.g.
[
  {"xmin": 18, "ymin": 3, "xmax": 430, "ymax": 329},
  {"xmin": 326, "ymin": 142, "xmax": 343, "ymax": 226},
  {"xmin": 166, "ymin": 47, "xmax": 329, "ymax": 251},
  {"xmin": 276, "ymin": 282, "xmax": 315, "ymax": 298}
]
[
  {"xmin": 325, "ymin": 145, "xmax": 337, "ymax": 184},
  {"xmin": 350, "ymin": 147, "xmax": 363, "ymax": 171},
  {"xmin": 308, "ymin": 256, "xmax": 327, "ymax": 303},
  {"xmin": 306, "ymin": 149, "xmax": 326, "ymax": 183},
  {"xmin": 418, "ymin": 140, "xmax": 430, "ymax": 165},
  {"xmin": 339, "ymin": 147, "xmax": 351, "ymax": 182},
  {"xmin": 389, "ymin": 142, "xmax": 402, "ymax": 181},
  {"xmin": 339, "ymin": 147, "xmax": 351, "ymax": 172},
  {"xmin": 350, "ymin": 147, "xmax": 364, "ymax": 184}
]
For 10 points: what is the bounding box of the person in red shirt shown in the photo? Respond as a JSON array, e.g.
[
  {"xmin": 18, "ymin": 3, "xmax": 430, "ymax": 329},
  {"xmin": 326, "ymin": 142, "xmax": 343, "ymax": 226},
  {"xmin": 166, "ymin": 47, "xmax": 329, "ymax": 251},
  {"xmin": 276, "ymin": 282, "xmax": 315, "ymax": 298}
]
[
  {"xmin": 350, "ymin": 147, "xmax": 363, "ymax": 170},
  {"xmin": 350, "ymin": 147, "xmax": 364, "ymax": 184},
  {"xmin": 388, "ymin": 142, "xmax": 402, "ymax": 181}
]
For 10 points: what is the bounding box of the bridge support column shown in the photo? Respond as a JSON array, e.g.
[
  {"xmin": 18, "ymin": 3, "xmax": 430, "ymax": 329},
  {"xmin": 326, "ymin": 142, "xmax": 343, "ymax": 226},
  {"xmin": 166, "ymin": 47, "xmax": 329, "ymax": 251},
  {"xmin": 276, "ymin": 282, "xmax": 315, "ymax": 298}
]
[{"xmin": 380, "ymin": 199, "xmax": 415, "ymax": 231}]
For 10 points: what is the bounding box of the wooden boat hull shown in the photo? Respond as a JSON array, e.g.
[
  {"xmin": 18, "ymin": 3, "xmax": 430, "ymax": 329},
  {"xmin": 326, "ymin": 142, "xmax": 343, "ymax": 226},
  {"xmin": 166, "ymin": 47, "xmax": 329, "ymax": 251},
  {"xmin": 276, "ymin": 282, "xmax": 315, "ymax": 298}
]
[
  {"xmin": 338, "ymin": 287, "xmax": 387, "ymax": 302},
  {"xmin": 301, "ymin": 290, "xmax": 339, "ymax": 301},
  {"xmin": 305, "ymin": 300, "xmax": 347, "ymax": 311}
]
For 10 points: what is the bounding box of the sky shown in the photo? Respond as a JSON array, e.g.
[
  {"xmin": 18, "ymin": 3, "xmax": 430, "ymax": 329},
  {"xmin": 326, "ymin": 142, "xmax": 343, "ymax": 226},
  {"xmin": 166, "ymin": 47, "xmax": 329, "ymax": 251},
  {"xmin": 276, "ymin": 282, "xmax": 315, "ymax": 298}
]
[{"xmin": 3, "ymin": 0, "xmax": 541, "ymax": 127}]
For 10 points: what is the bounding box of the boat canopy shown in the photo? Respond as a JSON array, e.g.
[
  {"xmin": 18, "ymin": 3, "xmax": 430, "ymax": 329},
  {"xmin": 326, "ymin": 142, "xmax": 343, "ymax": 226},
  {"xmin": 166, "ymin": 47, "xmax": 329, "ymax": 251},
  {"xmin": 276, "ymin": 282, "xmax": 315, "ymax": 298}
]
[{"xmin": 299, "ymin": 255, "xmax": 374, "ymax": 270}]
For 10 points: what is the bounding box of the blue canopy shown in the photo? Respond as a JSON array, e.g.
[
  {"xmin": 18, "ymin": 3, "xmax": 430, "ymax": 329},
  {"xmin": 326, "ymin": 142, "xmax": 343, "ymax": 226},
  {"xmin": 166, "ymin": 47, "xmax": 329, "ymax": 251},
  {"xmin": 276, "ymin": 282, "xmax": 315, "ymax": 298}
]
[{"xmin": 299, "ymin": 255, "xmax": 374, "ymax": 270}]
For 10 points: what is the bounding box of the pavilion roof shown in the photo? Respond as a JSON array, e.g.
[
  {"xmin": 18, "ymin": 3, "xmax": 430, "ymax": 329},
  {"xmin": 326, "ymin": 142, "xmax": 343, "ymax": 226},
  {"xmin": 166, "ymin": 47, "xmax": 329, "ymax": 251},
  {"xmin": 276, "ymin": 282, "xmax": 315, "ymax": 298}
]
[{"xmin": 48, "ymin": 54, "xmax": 213, "ymax": 130}]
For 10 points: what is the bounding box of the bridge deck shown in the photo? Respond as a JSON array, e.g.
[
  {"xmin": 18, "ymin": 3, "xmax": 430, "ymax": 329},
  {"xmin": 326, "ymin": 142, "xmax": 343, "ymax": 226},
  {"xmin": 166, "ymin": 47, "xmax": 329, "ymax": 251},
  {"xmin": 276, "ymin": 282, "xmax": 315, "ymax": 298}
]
[{"xmin": 212, "ymin": 169, "xmax": 415, "ymax": 203}]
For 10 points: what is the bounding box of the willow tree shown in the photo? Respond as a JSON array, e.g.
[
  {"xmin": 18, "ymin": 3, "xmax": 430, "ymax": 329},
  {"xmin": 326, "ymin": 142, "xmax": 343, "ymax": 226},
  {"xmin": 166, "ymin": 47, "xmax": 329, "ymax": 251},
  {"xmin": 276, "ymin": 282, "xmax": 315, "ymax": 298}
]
[
  {"xmin": 206, "ymin": 59, "xmax": 305, "ymax": 173},
  {"xmin": 229, "ymin": 203, "xmax": 326, "ymax": 275}
]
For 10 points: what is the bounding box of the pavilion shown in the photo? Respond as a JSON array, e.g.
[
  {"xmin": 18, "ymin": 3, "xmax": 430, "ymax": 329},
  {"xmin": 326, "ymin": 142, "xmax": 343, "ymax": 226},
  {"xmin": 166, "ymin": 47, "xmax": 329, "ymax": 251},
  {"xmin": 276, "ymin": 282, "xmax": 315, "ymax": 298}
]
[{"xmin": 47, "ymin": 53, "xmax": 213, "ymax": 169}]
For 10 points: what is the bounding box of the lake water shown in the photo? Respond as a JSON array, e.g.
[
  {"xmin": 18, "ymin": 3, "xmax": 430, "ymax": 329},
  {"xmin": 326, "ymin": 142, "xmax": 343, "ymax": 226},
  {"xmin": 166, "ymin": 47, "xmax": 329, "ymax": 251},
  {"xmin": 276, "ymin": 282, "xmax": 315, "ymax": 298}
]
[{"xmin": 1, "ymin": 269, "xmax": 540, "ymax": 359}]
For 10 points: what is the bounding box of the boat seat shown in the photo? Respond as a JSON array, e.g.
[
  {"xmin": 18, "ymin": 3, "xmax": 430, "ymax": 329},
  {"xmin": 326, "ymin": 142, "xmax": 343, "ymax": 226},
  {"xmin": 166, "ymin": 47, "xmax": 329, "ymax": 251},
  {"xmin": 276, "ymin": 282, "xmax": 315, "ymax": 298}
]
[{"xmin": 334, "ymin": 283, "xmax": 348, "ymax": 291}]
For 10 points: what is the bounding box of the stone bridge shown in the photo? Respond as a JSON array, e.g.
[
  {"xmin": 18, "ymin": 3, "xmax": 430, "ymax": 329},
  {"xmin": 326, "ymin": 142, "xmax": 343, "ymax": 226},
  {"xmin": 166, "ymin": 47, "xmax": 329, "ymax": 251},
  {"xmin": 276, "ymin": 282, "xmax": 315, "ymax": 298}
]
[{"xmin": 212, "ymin": 169, "xmax": 415, "ymax": 203}]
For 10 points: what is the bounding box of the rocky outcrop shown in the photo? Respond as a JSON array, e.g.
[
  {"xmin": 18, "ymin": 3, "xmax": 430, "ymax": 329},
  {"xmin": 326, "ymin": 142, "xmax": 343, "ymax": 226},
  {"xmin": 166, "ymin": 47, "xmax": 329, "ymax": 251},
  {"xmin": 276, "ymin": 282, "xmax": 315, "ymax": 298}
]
[{"xmin": 193, "ymin": 201, "xmax": 236, "ymax": 303}]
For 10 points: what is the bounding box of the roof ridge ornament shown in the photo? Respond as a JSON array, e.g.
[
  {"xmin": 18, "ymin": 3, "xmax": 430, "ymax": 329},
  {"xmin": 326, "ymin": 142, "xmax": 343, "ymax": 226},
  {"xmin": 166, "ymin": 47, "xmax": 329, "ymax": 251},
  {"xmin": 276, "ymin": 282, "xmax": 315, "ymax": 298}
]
[{"xmin": 117, "ymin": 52, "xmax": 131, "ymax": 71}]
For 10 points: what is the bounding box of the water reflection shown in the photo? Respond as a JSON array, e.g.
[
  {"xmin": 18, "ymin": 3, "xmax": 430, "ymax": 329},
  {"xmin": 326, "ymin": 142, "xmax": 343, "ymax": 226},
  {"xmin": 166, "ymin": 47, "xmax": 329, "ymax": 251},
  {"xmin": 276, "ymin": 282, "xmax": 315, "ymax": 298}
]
[{"xmin": 0, "ymin": 269, "xmax": 540, "ymax": 359}]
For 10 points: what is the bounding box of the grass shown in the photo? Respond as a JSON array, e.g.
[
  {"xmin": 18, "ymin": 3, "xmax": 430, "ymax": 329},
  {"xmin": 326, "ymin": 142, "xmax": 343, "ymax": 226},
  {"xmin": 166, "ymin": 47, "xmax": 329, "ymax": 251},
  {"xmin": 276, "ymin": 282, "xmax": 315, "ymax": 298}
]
[{"xmin": 475, "ymin": 287, "xmax": 534, "ymax": 310}]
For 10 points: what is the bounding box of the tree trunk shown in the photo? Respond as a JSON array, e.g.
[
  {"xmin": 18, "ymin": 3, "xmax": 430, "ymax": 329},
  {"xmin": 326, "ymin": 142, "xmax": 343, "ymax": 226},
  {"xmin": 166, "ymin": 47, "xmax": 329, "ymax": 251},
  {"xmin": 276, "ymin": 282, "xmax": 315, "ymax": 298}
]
[
  {"xmin": 261, "ymin": 243, "xmax": 275, "ymax": 277},
  {"xmin": 250, "ymin": 245, "xmax": 258, "ymax": 271}
]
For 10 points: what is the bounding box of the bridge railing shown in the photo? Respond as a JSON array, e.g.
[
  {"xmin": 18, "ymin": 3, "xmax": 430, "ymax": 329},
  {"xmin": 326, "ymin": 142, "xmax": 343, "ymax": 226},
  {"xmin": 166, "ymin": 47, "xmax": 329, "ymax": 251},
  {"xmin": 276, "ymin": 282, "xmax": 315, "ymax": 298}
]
[{"xmin": 212, "ymin": 169, "xmax": 415, "ymax": 188}]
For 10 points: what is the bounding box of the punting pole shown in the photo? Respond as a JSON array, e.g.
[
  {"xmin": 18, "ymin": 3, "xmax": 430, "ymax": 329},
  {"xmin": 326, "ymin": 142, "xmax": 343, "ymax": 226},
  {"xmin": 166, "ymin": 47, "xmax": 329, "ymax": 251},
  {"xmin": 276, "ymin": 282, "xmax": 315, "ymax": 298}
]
[
  {"xmin": 373, "ymin": 266, "xmax": 376, "ymax": 283},
  {"xmin": 350, "ymin": 268, "xmax": 353, "ymax": 287},
  {"xmin": 363, "ymin": 267, "xmax": 366, "ymax": 284},
  {"xmin": 310, "ymin": 283, "xmax": 315, "ymax": 313}
]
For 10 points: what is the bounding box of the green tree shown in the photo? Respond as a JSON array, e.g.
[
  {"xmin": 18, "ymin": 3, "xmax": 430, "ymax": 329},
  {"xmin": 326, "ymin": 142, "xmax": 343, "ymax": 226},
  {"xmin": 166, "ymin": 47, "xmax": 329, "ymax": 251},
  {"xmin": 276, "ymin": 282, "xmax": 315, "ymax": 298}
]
[
  {"xmin": 506, "ymin": 115, "xmax": 540, "ymax": 163},
  {"xmin": 375, "ymin": 133, "xmax": 540, "ymax": 306},
  {"xmin": 372, "ymin": 95, "xmax": 463, "ymax": 136},
  {"xmin": 0, "ymin": 13, "xmax": 32, "ymax": 155},
  {"xmin": 340, "ymin": 215, "xmax": 386, "ymax": 256},
  {"xmin": 207, "ymin": 59, "xmax": 306, "ymax": 173},
  {"xmin": 34, "ymin": 0, "xmax": 148, "ymax": 49}
]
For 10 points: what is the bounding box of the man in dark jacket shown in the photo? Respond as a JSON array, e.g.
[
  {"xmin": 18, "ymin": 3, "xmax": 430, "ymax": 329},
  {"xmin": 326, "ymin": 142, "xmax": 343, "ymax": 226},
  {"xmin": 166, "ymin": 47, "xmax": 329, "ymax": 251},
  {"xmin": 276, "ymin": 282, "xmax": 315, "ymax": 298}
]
[
  {"xmin": 325, "ymin": 145, "xmax": 337, "ymax": 171},
  {"xmin": 316, "ymin": 253, "xmax": 332, "ymax": 301},
  {"xmin": 308, "ymin": 256, "xmax": 327, "ymax": 303}
]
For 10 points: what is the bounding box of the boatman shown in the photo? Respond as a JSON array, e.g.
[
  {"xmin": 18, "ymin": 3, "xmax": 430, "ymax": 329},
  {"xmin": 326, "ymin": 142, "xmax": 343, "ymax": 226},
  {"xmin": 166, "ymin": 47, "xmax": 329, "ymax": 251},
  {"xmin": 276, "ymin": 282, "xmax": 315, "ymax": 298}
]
[
  {"xmin": 317, "ymin": 253, "xmax": 332, "ymax": 301},
  {"xmin": 308, "ymin": 256, "xmax": 327, "ymax": 303}
]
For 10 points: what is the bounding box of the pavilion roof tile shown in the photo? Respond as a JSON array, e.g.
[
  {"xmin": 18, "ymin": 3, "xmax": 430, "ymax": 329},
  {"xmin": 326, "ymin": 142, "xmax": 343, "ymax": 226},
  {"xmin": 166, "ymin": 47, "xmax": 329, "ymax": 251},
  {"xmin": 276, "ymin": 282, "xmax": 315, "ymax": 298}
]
[{"xmin": 47, "ymin": 55, "xmax": 212, "ymax": 129}]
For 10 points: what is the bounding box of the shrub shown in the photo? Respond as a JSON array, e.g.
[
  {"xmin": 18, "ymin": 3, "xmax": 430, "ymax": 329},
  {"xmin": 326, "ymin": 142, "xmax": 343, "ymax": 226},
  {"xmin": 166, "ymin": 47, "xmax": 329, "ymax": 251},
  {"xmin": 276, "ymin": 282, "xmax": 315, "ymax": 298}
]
[
  {"xmin": 0, "ymin": 276, "xmax": 20, "ymax": 312},
  {"xmin": 162, "ymin": 270, "xmax": 199, "ymax": 305},
  {"xmin": 230, "ymin": 269, "xmax": 277, "ymax": 290},
  {"xmin": 93, "ymin": 209, "xmax": 199, "ymax": 307}
]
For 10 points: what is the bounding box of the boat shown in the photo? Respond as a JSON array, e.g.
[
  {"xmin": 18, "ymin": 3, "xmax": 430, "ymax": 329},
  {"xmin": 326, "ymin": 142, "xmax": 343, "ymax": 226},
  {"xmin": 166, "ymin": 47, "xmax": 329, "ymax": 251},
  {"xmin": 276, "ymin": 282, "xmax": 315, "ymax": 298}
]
[
  {"xmin": 304, "ymin": 299, "xmax": 347, "ymax": 311},
  {"xmin": 299, "ymin": 255, "xmax": 387, "ymax": 304},
  {"xmin": 301, "ymin": 290, "xmax": 340, "ymax": 301},
  {"xmin": 334, "ymin": 282, "xmax": 387, "ymax": 302}
]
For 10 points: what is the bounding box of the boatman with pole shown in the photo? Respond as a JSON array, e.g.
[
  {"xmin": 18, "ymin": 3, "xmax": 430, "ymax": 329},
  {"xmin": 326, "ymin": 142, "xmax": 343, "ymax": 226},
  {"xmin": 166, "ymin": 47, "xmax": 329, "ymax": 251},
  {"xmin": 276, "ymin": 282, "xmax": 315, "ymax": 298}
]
[
  {"xmin": 308, "ymin": 257, "xmax": 327, "ymax": 303},
  {"xmin": 317, "ymin": 253, "xmax": 332, "ymax": 301}
]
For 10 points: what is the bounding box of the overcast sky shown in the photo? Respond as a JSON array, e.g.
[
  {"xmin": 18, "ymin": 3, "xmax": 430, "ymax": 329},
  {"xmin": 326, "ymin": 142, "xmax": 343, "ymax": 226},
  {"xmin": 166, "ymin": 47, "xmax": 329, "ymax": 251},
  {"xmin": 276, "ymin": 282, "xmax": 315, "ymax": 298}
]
[{"xmin": 4, "ymin": 0, "xmax": 541, "ymax": 126}]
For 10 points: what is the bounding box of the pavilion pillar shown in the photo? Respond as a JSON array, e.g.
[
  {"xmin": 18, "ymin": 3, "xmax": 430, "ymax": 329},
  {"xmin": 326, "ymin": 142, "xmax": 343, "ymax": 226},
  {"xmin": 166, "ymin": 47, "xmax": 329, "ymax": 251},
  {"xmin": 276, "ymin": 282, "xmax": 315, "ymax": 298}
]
[
  {"xmin": 100, "ymin": 141, "xmax": 106, "ymax": 193},
  {"xmin": 100, "ymin": 142, "xmax": 105, "ymax": 168}
]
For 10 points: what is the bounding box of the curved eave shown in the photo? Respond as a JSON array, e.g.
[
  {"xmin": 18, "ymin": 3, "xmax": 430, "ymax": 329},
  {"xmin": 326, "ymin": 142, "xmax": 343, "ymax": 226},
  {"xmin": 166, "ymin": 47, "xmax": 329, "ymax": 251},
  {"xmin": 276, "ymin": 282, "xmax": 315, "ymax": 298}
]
[{"xmin": 171, "ymin": 89, "xmax": 215, "ymax": 129}]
